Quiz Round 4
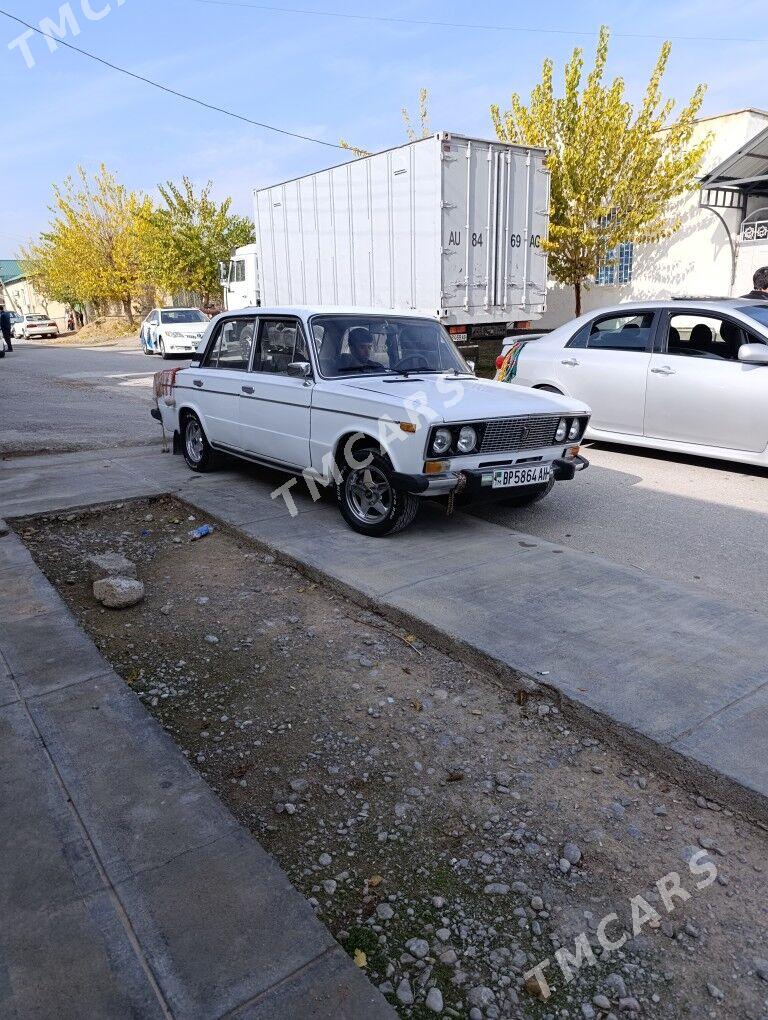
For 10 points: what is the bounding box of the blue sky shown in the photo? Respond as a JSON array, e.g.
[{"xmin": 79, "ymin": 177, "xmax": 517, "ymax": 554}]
[{"xmin": 2, "ymin": 0, "xmax": 766, "ymax": 253}]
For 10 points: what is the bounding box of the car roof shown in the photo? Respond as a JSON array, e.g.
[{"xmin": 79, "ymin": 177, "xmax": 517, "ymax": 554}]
[
  {"xmin": 574, "ymin": 298, "xmax": 768, "ymax": 314},
  {"xmin": 219, "ymin": 306, "xmax": 439, "ymax": 319}
]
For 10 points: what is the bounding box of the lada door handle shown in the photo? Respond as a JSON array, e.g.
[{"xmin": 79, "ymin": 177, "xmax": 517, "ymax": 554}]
[
  {"xmin": 561, "ymin": 357, "xmax": 579, "ymax": 366},
  {"xmin": 651, "ymin": 366, "xmax": 675, "ymax": 376},
  {"xmin": 193, "ymin": 379, "xmax": 204, "ymax": 387},
  {"xmin": 241, "ymin": 385, "xmax": 254, "ymax": 395}
]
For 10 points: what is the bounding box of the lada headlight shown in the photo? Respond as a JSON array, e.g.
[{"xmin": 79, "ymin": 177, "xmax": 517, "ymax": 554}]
[
  {"xmin": 456, "ymin": 425, "xmax": 478, "ymax": 454},
  {"xmin": 555, "ymin": 418, "xmax": 568, "ymax": 442},
  {"xmin": 431, "ymin": 428, "xmax": 453, "ymax": 455}
]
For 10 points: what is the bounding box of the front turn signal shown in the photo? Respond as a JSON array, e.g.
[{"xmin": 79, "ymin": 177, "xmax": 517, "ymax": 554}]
[{"xmin": 424, "ymin": 460, "xmax": 450, "ymax": 474}]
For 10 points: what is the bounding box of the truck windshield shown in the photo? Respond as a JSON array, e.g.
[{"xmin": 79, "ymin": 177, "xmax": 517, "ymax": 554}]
[{"xmin": 310, "ymin": 315, "xmax": 471, "ymax": 378}]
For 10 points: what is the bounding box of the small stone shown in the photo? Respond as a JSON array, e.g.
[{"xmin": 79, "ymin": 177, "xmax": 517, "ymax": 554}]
[
  {"xmin": 581, "ymin": 1005, "xmax": 596, "ymax": 1020},
  {"xmin": 431, "ymin": 896, "xmax": 446, "ymax": 908},
  {"xmin": 406, "ymin": 938, "xmax": 429, "ymax": 959},
  {"xmin": 283, "ymin": 803, "xmax": 296, "ymax": 815},
  {"xmin": 619, "ymin": 997, "xmax": 641, "ymax": 1012},
  {"xmin": 425, "ymin": 987, "xmax": 444, "ymax": 1012},
  {"xmin": 321, "ymin": 879, "xmax": 337, "ymax": 895},
  {"xmin": 438, "ymin": 948, "xmax": 457, "ymax": 965},
  {"xmin": 558, "ymin": 858, "xmax": 571, "ymax": 874},
  {"xmin": 530, "ymin": 895, "xmax": 544, "ymax": 911},
  {"xmin": 204, "ymin": 634, "xmax": 219, "ymax": 645},
  {"xmin": 605, "ymin": 973, "xmax": 627, "ymax": 998},
  {"xmin": 593, "ymin": 994, "xmax": 611, "ymax": 1010},
  {"xmin": 376, "ymin": 903, "xmax": 394, "ymax": 920},
  {"xmin": 467, "ymin": 986, "xmax": 496, "ymax": 1008},
  {"xmin": 92, "ymin": 576, "xmax": 144, "ymax": 609},
  {"xmin": 289, "ymin": 778, "xmax": 309, "ymax": 793},
  {"xmin": 396, "ymin": 978, "xmax": 414, "ymax": 1005},
  {"xmin": 195, "ymin": 595, "xmax": 209, "ymax": 605},
  {"xmin": 563, "ymin": 842, "xmax": 582, "ymax": 865},
  {"xmin": 318, "ymin": 853, "xmax": 333, "ymax": 867},
  {"xmin": 436, "ymin": 928, "xmax": 450, "ymax": 941},
  {"xmin": 484, "ymin": 883, "xmax": 510, "ymax": 895},
  {"xmin": 706, "ymin": 983, "xmax": 724, "ymax": 1000}
]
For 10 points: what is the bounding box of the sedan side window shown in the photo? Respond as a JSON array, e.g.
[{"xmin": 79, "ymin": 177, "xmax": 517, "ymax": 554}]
[
  {"xmin": 203, "ymin": 317, "xmax": 255, "ymax": 370},
  {"xmin": 583, "ymin": 313, "xmax": 654, "ymax": 352},
  {"xmin": 666, "ymin": 314, "xmax": 747, "ymax": 361},
  {"xmin": 253, "ymin": 319, "xmax": 308, "ymax": 374}
]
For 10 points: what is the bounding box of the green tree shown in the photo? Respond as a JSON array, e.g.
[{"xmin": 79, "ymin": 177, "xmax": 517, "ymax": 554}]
[
  {"xmin": 138, "ymin": 178, "xmax": 254, "ymax": 306},
  {"xmin": 491, "ymin": 28, "xmax": 710, "ymax": 314}
]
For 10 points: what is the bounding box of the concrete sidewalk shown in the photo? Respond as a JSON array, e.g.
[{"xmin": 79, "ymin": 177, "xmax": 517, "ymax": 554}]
[
  {"xmin": 0, "ymin": 516, "xmax": 392, "ymax": 1016},
  {"xmin": 3, "ymin": 444, "xmax": 768, "ymax": 829}
]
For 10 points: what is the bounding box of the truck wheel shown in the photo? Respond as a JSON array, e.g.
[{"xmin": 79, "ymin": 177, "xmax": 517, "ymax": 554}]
[
  {"xmin": 337, "ymin": 449, "xmax": 419, "ymax": 537},
  {"xmin": 499, "ymin": 477, "xmax": 554, "ymax": 508},
  {"xmin": 182, "ymin": 413, "xmax": 219, "ymax": 472}
]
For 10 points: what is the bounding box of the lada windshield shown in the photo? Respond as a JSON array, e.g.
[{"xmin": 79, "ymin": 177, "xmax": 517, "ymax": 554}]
[{"xmin": 310, "ymin": 314, "xmax": 471, "ymax": 378}]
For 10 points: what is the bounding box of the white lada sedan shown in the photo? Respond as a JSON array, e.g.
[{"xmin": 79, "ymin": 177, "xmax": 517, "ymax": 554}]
[
  {"xmin": 152, "ymin": 308, "xmax": 590, "ymax": 536},
  {"xmin": 503, "ymin": 299, "xmax": 768, "ymax": 468}
]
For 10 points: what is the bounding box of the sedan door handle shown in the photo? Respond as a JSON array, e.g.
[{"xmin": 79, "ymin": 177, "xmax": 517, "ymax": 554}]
[
  {"xmin": 651, "ymin": 366, "xmax": 675, "ymax": 376},
  {"xmin": 192, "ymin": 379, "xmax": 204, "ymax": 388},
  {"xmin": 561, "ymin": 357, "xmax": 579, "ymax": 366},
  {"xmin": 241, "ymin": 385, "xmax": 254, "ymax": 395}
]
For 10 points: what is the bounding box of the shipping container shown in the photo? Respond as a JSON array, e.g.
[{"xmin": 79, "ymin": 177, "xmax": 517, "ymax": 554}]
[{"xmin": 250, "ymin": 132, "xmax": 549, "ymax": 334}]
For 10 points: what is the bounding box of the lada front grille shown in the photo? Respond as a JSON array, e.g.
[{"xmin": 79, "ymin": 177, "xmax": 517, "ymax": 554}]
[{"xmin": 480, "ymin": 414, "xmax": 562, "ymax": 454}]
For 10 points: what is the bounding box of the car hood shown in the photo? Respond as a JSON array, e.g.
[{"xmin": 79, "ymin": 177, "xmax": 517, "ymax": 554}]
[
  {"xmin": 335, "ymin": 374, "xmax": 590, "ymax": 422},
  {"xmin": 164, "ymin": 324, "xmax": 206, "ymax": 335}
]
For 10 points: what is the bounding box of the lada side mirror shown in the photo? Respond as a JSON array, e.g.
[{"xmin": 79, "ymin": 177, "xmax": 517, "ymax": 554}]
[{"xmin": 287, "ymin": 361, "xmax": 312, "ymax": 379}]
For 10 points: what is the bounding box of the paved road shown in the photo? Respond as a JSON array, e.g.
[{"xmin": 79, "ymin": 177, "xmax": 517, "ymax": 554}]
[
  {"xmin": 5, "ymin": 343, "xmax": 768, "ymax": 613},
  {"xmin": 0, "ymin": 341, "xmax": 186, "ymax": 456},
  {"xmin": 474, "ymin": 439, "xmax": 768, "ymax": 615}
]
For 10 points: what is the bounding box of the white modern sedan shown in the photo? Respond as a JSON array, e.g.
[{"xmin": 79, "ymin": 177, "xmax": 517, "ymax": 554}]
[
  {"xmin": 504, "ymin": 299, "xmax": 768, "ymax": 468},
  {"xmin": 139, "ymin": 307, "xmax": 208, "ymax": 358}
]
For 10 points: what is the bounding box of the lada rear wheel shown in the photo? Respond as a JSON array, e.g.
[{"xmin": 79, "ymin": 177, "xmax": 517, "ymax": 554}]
[
  {"xmin": 182, "ymin": 413, "xmax": 219, "ymax": 472},
  {"xmin": 337, "ymin": 449, "xmax": 419, "ymax": 537}
]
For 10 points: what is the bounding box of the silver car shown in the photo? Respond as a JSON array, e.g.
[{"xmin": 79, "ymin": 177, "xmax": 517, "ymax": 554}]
[{"xmin": 505, "ymin": 299, "xmax": 768, "ymax": 468}]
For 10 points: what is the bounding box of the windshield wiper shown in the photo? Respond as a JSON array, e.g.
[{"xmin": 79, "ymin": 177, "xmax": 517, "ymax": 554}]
[{"xmin": 335, "ymin": 365, "xmax": 387, "ymax": 375}]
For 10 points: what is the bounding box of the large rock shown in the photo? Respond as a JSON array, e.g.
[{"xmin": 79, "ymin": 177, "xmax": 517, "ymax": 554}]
[
  {"xmin": 93, "ymin": 576, "xmax": 144, "ymax": 609},
  {"xmin": 87, "ymin": 552, "xmax": 137, "ymax": 581}
]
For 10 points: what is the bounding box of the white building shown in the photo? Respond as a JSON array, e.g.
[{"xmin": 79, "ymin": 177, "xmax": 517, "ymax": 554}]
[{"xmin": 537, "ymin": 108, "xmax": 768, "ymax": 328}]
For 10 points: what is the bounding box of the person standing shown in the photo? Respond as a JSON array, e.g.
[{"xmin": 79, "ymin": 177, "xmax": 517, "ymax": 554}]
[
  {"xmin": 741, "ymin": 266, "xmax": 768, "ymax": 299},
  {"xmin": 0, "ymin": 304, "xmax": 13, "ymax": 355}
]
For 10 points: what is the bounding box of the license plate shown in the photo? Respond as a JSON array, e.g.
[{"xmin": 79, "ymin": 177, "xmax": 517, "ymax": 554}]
[{"xmin": 491, "ymin": 464, "xmax": 551, "ymax": 489}]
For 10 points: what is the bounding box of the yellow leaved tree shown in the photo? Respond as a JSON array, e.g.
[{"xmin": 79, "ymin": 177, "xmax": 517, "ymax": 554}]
[
  {"xmin": 491, "ymin": 27, "xmax": 710, "ymax": 314},
  {"xmin": 23, "ymin": 165, "xmax": 150, "ymax": 326}
]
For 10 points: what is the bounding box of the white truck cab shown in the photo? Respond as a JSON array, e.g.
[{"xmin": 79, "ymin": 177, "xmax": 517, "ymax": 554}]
[{"xmin": 220, "ymin": 243, "xmax": 259, "ymax": 311}]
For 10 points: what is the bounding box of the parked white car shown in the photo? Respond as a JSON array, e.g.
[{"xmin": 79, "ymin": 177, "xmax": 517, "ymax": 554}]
[
  {"xmin": 152, "ymin": 307, "xmax": 590, "ymax": 536},
  {"xmin": 502, "ymin": 299, "xmax": 768, "ymax": 468},
  {"xmin": 139, "ymin": 307, "xmax": 208, "ymax": 358},
  {"xmin": 12, "ymin": 313, "xmax": 59, "ymax": 339}
]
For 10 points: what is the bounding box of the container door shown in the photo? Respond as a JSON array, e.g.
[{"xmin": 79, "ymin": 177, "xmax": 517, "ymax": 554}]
[{"xmin": 440, "ymin": 138, "xmax": 495, "ymax": 312}]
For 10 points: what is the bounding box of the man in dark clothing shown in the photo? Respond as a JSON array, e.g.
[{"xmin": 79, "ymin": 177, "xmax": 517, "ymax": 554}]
[
  {"xmin": 742, "ymin": 266, "xmax": 768, "ymax": 299},
  {"xmin": 0, "ymin": 305, "xmax": 13, "ymax": 355}
]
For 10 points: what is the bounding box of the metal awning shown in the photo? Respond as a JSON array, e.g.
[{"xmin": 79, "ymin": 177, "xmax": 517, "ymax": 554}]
[{"xmin": 701, "ymin": 124, "xmax": 768, "ymax": 194}]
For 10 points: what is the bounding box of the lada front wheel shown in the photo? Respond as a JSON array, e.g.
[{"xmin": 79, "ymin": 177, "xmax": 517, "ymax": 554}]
[{"xmin": 337, "ymin": 450, "xmax": 419, "ymax": 537}]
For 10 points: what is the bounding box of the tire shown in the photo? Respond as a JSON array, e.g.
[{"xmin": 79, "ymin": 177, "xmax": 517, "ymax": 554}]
[
  {"xmin": 159, "ymin": 338, "xmax": 170, "ymax": 359},
  {"xmin": 499, "ymin": 477, "xmax": 554, "ymax": 508},
  {"xmin": 181, "ymin": 413, "xmax": 220, "ymax": 472},
  {"xmin": 336, "ymin": 448, "xmax": 419, "ymax": 537}
]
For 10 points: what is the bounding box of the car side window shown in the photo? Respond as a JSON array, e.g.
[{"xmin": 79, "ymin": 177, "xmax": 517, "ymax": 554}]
[
  {"xmin": 666, "ymin": 314, "xmax": 747, "ymax": 362},
  {"xmin": 575, "ymin": 313, "xmax": 654, "ymax": 352},
  {"xmin": 253, "ymin": 319, "xmax": 309, "ymax": 375},
  {"xmin": 203, "ymin": 316, "xmax": 255, "ymax": 370}
]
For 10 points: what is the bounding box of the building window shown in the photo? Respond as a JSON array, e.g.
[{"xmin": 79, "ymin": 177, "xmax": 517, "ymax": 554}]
[{"xmin": 596, "ymin": 241, "xmax": 633, "ymax": 285}]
